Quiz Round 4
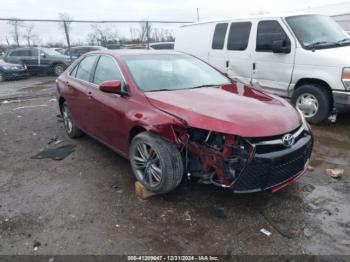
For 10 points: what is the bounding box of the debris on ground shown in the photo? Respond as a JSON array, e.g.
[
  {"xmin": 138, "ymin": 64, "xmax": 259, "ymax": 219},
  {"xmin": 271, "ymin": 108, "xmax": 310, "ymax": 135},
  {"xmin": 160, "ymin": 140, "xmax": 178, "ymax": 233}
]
[
  {"xmin": 48, "ymin": 136, "xmax": 58, "ymax": 145},
  {"xmin": 307, "ymin": 165, "xmax": 315, "ymax": 172},
  {"xmin": 31, "ymin": 144, "xmax": 76, "ymax": 161},
  {"xmin": 13, "ymin": 104, "xmax": 48, "ymax": 111},
  {"xmin": 303, "ymin": 184, "xmax": 315, "ymax": 193},
  {"xmin": 184, "ymin": 211, "xmax": 192, "ymax": 221},
  {"xmin": 326, "ymin": 168, "xmax": 344, "ymax": 179},
  {"xmin": 33, "ymin": 241, "xmax": 41, "ymax": 251},
  {"xmin": 135, "ymin": 181, "xmax": 155, "ymax": 200},
  {"xmin": 260, "ymin": 228, "xmax": 272, "ymax": 236}
]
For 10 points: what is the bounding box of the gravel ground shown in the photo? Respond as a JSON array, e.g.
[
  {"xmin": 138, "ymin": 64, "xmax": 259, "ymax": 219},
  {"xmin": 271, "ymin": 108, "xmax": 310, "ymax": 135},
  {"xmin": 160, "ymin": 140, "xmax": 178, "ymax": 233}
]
[{"xmin": 0, "ymin": 77, "xmax": 349, "ymax": 255}]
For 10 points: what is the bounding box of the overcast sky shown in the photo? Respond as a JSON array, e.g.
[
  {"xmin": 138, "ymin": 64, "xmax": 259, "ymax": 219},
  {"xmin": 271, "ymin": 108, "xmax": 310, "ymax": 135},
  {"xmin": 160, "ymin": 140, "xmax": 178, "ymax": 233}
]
[{"xmin": 0, "ymin": 0, "xmax": 348, "ymax": 46}]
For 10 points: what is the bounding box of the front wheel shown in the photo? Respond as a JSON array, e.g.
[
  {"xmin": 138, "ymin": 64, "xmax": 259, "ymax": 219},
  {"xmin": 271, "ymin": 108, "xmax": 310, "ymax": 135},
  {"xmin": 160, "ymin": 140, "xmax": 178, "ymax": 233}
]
[
  {"xmin": 291, "ymin": 84, "xmax": 331, "ymax": 124},
  {"xmin": 129, "ymin": 132, "xmax": 184, "ymax": 194}
]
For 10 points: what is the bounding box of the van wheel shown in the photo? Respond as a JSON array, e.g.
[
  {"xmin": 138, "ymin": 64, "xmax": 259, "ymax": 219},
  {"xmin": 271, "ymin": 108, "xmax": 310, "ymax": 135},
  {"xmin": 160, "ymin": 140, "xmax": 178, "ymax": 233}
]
[
  {"xmin": 60, "ymin": 101, "xmax": 84, "ymax": 138},
  {"xmin": 129, "ymin": 132, "xmax": 184, "ymax": 195},
  {"xmin": 291, "ymin": 84, "xmax": 331, "ymax": 124},
  {"xmin": 53, "ymin": 63, "xmax": 66, "ymax": 76}
]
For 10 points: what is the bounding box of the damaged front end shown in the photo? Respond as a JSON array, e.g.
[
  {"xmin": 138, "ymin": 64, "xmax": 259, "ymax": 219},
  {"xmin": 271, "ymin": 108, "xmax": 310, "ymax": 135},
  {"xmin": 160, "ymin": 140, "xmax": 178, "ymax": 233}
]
[{"xmin": 174, "ymin": 123, "xmax": 313, "ymax": 193}]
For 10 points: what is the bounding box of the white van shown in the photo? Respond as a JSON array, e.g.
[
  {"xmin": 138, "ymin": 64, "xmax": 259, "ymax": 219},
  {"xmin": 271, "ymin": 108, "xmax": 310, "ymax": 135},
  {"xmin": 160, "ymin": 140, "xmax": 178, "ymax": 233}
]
[{"xmin": 175, "ymin": 13, "xmax": 350, "ymax": 123}]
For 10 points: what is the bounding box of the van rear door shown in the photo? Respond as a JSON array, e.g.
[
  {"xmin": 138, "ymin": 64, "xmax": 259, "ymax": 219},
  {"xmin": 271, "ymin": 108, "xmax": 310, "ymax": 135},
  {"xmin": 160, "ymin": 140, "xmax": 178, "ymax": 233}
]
[{"xmin": 251, "ymin": 19, "xmax": 295, "ymax": 97}]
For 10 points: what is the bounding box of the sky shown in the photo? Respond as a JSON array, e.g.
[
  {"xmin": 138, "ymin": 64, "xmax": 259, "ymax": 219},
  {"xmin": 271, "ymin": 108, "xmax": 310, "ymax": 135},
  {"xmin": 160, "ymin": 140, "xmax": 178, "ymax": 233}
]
[{"xmin": 0, "ymin": 0, "xmax": 348, "ymax": 46}]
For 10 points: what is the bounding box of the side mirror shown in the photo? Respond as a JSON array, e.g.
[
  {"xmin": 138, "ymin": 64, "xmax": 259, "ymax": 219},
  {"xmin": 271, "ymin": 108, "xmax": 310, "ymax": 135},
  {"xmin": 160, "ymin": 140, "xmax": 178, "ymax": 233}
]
[
  {"xmin": 272, "ymin": 40, "xmax": 291, "ymax": 54},
  {"xmin": 99, "ymin": 80, "xmax": 127, "ymax": 96}
]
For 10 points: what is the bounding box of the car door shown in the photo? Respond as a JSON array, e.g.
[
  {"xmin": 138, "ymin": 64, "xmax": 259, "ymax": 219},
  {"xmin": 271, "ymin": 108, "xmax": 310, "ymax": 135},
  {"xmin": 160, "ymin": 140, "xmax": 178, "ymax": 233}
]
[
  {"xmin": 224, "ymin": 21, "xmax": 253, "ymax": 85},
  {"xmin": 21, "ymin": 49, "xmax": 38, "ymax": 71},
  {"xmin": 65, "ymin": 55, "xmax": 98, "ymax": 133},
  {"xmin": 89, "ymin": 55, "xmax": 129, "ymax": 153},
  {"xmin": 208, "ymin": 23, "xmax": 229, "ymax": 73},
  {"xmin": 251, "ymin": 19, "xmax": 296, "ymax": 97}
]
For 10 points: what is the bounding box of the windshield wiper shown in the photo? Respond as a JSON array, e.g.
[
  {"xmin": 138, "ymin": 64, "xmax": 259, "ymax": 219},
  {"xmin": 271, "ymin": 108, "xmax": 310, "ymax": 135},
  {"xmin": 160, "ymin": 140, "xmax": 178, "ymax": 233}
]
[
  {"xmin": 337, "ymin": 38, "xmax": 350, "ymax": 45},
  {"xmin": 305, "ymin": 41, "xmax": 338, "ymax": 50},
  {"xmin": 147, "ymin": 88, "xmax": 174, "ymax": 92},
  {"xmin": 189, "ymin": 84, "xmax": 219, "ymax": 89}
]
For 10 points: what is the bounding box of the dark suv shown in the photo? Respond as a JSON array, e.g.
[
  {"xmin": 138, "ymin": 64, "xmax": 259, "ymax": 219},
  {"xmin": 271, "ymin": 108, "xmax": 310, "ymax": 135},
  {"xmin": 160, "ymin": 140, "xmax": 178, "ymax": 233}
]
[
  {"xmin": 4, "ymin": 47, "xmax": 72, "ymax": 76},
  {"xmin": 64, "ymin": 46, "xmax": 107, "ymax": 59}
]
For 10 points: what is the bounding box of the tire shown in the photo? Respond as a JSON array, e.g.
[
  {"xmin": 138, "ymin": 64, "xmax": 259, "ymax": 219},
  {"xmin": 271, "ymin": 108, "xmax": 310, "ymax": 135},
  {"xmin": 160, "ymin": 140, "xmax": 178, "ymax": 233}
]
[
  {"xmin": 291, "ymin": 84, "xmax": 331, "ymax": 124},
  {"xmin": 129, "ymin": 132, "xmax": 184, "ymax": 194},
  {"xmin": 0, "ymin": 72, "xmax": 4, "ymax": 82},
  {"xmin": 60, "ymin": 101, "xmax": 84, "ymax": 138},
  {"xmin": 53, "ymin": 63, "xmax": 66, "ymax": 76}
]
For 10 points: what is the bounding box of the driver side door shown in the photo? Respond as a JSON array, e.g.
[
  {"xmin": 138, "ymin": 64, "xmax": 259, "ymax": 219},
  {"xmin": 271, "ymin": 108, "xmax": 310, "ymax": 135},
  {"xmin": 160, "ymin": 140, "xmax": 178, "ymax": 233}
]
[{"xmin": 89, "ymin": 55, "xmax": 129, "ymax": 153}]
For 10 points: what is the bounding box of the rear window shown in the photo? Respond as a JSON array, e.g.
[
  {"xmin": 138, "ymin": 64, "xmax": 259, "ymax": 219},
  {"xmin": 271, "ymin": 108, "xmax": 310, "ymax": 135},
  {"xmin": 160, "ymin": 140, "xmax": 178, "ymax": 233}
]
[
  {"xmin": 212, "ymin": 23, "xmax": 228, "ymax": 50},
  {"xmin": 227, "ymin": 22, "xmax": 252, "ymax": 51}
]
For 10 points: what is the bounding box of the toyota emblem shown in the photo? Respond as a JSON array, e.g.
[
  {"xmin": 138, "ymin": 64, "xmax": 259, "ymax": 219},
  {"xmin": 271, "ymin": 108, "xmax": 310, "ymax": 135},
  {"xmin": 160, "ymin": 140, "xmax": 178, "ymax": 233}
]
[{"xmin": 282, "ymin": 134, "xmax": 295, "ymax": 147}]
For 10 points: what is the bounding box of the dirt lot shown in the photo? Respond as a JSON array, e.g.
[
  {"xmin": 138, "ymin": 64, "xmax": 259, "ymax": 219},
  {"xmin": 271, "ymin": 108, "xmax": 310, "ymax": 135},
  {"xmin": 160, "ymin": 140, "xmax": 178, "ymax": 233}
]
[{"xmin": 0, "ymin": 77, "xmax": 349, "ymax": 255}]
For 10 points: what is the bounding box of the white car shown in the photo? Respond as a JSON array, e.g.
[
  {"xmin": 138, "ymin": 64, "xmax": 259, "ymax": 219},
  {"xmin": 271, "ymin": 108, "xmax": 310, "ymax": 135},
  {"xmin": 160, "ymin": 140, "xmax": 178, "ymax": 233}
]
[{"xmin": 175, "ymin": 13, "xmax": 350, "ymax": 123}]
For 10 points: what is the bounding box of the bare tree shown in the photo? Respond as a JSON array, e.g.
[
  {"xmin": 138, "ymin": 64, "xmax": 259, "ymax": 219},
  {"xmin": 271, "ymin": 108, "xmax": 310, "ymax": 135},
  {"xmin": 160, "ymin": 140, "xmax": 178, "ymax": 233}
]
[
  {"xmin": 23, "ymin": 24, "xmax": 36, "ymax": 47},
  {"xmin": 136, "ymin": 22, "xmax": 152, "ymax": 43},
  {"xmin": 87, "ymin": 25, "xmax": 118, "ymax": 46},
  {"xmin": 7, "ymin": 20, "xmax": 24, "ymax": 47}
]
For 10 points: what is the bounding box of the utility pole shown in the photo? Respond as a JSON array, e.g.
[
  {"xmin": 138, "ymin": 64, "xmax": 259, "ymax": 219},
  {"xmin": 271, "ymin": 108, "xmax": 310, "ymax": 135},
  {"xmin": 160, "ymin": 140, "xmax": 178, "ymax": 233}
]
[
  {"xmin": 146, "ymin": 21, "xmax": 150, "ymax": 49},
  {"xmin": 196, "ymin": 8, "xmax": 200, "ymax": 22},
  {"xmin": 63, "ymin": 21, "xmax": 72, "ymax": 61}
]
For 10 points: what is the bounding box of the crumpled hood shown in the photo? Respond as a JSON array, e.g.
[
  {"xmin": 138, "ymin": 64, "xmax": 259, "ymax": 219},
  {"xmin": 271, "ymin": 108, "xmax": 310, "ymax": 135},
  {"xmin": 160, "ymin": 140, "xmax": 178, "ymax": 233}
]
[{"xmin": 145, "ymin": 84, "xmax": 302, "ymax": 137}]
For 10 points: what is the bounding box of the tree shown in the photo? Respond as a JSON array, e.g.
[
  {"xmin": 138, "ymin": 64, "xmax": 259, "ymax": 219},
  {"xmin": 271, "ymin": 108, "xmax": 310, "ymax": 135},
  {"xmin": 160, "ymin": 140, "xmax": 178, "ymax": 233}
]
[
  {"xmin": 87, "ymin": 25, "xmax": 118, "ymax": 46},
  {"xmin": 7, "ymin": 19, "xmax": 24, "ymax": 47},
  {"xmin": 23, "ymin": 24, "xmax": 36, "ymax": 47}
]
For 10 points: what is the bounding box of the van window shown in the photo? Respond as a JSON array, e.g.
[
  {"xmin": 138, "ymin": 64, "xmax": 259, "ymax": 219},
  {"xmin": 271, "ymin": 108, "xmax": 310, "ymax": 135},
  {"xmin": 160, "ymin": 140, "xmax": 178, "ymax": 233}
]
[
  {"xmin": 256, "ymin": 20, "xmax": 290, "ymax": 52},
  {"xmin": 227, "ymin": 22, "xmax": 252, "ymax": 51},
  {"xmin": 212, "ymin": 23, "xmax": 228, "ymax": 50}
]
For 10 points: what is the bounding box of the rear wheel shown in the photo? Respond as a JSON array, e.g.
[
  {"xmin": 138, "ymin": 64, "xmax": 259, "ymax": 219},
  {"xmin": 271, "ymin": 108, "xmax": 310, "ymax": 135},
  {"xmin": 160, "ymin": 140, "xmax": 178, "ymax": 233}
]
[
  {"xmin": 129, "ymin": 132, "xmax": 184, "ymax": 194},
  {"xmin": 53, "ymin": 63, "xmax": 66, "ymax": 76},
  {"xmin": 61, "ymin": 101, "xmax": 84, "ymax": 138},
  {"xmin": 291, "ymin": 84, "xmax": 331, "ymax": 124}
]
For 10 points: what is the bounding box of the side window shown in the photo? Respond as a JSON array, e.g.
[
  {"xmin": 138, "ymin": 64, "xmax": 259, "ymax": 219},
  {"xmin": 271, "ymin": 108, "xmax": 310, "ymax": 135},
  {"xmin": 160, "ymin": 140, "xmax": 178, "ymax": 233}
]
[
  {"xmin": 70, "ymin": 64, "xmax": 79, "ymax": 78},
  {"xmin": 93, "ymin": 56, "xmax": 123, "ymax": 85},
  {"xmin": 75, "ymin": 56, "xmax": 97, "ymax": 82},
  {"xmin": 227, "ymin": 22, "xmax": 252, "ymax": 51},
  {"xmin": 9, "ymin": 51, "xmax": 19, "ymax": 56},
  {"xmin": 212, "ymin": 23, "xmax": 228, "ymax": 50},
  {"xmin": 256, "ymin": 20, "xmax": 290, "ymax": 52}
]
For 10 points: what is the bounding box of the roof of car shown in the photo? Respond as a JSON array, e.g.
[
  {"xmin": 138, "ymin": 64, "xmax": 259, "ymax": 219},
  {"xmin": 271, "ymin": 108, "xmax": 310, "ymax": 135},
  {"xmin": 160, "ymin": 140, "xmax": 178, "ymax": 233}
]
[{"xmin": 89, "ymin": 49, "xmax": 181, "ymax": 57}]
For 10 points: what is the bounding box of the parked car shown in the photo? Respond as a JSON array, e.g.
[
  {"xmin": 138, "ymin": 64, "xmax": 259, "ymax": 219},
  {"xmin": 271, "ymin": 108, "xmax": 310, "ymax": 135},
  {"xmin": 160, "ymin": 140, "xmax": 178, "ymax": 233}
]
[
  {"xmin": 64, "ymin": 46, "xmax": 107, "ymax": 59},
  {"xmin": 56, "ymin": 50, "xmax": 313, "ymax": 194},
  {"xmin": 3, "ymin": 47, "xmax": 72, "ymax": 76},
  {"xmin": 175, "ymin": 13, "xmax": 350, "ymax": 124},
  {"xmin": 149, "ymin": 42, "xmax": 175, "ymax": 50},
  {"xmin": 0, "ymin": 60, "xmax": 30, "ymax": 81}
]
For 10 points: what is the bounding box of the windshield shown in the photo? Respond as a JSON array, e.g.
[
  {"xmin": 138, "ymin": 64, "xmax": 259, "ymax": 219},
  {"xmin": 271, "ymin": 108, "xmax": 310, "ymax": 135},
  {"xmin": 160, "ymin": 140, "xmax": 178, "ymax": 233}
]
[
  {"xmin": 123, "ymin": 54, "xmax": 231, "ymax": 92},
  {"xmin": 286, "ymin": 15, "xmax": 350, "ymax": 49},
  {"xmin": 42, "ymin": 48, "xmax": 65, "ymax": 56}
]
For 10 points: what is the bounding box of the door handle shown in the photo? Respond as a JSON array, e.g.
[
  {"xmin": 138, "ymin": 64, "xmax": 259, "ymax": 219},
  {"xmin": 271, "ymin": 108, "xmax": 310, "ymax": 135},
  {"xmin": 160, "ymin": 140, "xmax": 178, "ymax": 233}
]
[
  {"xmin": 252, "ymin": 63, "xmax": 256, "ymax": 70},
  {"xmin": 88, "ymin": 91, "xmax": 93, "ymax": 100},
  {"xmin": 226, "ymin": 60, "xmax": 230, "ymax": 68}
]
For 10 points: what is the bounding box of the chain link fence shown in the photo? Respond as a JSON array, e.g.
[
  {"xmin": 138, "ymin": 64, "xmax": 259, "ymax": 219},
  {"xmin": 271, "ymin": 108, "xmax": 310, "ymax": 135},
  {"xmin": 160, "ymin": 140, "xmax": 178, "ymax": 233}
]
[{"xmin": 0, "ymin": 18, "xmax": 193, "ymax": 55}]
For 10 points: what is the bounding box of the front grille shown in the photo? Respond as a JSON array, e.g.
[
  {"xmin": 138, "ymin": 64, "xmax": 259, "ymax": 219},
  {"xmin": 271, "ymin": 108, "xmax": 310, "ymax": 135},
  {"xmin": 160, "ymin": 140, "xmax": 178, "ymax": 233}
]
[{"xmin": 233, "ymin": 135, "xmax": 313, "ymax": 193}]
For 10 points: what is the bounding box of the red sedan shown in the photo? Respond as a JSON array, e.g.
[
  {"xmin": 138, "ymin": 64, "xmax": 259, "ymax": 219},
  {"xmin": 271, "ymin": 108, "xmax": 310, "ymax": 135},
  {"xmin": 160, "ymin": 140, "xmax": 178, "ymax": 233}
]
[{"xmin": 56, "ymin": 50, "xmax": 313, "ymax": 194}]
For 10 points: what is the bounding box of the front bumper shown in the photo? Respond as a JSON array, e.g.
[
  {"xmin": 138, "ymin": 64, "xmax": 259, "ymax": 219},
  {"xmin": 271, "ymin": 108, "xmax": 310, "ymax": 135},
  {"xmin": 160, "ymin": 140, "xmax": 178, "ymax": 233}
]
[
  {"xmin": 232, "ymin": 134, "xmax": 313, "ymax": 193},
  {"xmin": 2, "ymin": 70, "xmax": 30, "ymax": 80},
  {"xmin": 333, "ymin": 90, "xmax": 350, "ymax": 112}
]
